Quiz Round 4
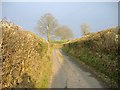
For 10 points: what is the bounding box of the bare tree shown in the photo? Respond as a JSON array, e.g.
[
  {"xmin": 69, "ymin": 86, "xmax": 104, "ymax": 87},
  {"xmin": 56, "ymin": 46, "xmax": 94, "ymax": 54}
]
[
  {"xmin": 80, "ymin": 23, "xmax": 91, "ymax": 35},
  {"xmin": 55, "ymin": 26, "xmax": 74, "ymax": 40},
  {"xmin": 37, "ymin": 13, "xmax": 59, "ymax": 43}
]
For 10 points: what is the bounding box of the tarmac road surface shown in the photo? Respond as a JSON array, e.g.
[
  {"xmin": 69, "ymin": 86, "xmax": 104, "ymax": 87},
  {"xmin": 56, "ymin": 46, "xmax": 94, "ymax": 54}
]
[{"xmin": 49, "ymin": 49, "xmax": 108, "ymax": 88}]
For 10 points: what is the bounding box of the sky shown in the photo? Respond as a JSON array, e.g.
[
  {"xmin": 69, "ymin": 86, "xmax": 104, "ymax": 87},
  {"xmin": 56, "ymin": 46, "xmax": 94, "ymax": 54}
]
[{"xmin": 2, "ymin": 2, "xmax": 118, "ymax": 38}]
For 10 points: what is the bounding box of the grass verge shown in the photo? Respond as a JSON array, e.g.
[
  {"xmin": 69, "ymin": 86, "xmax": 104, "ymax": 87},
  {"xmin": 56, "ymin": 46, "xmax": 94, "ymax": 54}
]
[{"xmin": 62, "ymin": 27, "xmax": 118, "ymax": 88}]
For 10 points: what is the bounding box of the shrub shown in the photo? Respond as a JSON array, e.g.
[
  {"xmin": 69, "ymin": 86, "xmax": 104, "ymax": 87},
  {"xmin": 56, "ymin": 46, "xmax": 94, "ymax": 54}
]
[
  {"xmin": 1, "ymin": 21, "xmax": 52, "ymax": 88},
  {"xmin": 62, "ymin": 27, "xmax": 119, "ymax": 87}
]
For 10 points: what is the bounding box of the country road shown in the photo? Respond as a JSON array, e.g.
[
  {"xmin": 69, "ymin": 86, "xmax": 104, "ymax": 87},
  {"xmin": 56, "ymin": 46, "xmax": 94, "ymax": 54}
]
[{"xmin": 49, "ymin": 49, "xmax": 108, "ymax": 88}]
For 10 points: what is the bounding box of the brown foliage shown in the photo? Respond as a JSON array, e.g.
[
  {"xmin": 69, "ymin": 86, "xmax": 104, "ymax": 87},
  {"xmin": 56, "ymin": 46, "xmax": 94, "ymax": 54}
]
[{"xmin": 1, "ymin": 20, "xmax": 51, "ymax": 88}]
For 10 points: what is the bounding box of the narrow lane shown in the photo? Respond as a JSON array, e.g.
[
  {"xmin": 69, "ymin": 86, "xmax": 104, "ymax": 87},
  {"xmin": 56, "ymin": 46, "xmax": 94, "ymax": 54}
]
[{"xmin": 50, "ymin": 49, "xmax": 107, "ymax": 88}]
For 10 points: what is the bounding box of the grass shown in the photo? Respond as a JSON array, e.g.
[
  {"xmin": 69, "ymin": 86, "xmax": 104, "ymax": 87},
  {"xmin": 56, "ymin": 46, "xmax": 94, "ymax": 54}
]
[
  {"xmin": 37, "ymin": 59, "xmax": 52, "ymax": 88},
  {"xmin": 50, "ymin": 40, "xmax": 69, "ymax": 49},
  {"xmin": 62, "ymin": 27, "xmax": 119, "ymax": 88},
  {"xmin": 51, "ymin": 40, "xmax": 68, "ymax": 44}
]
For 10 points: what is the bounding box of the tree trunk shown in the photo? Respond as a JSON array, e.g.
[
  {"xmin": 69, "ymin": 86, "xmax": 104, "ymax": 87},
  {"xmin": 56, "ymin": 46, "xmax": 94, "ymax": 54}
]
[
  {"xmin": 47, "ymin": 25, "xmax": 50, "ymax": 43},
  {"xmin": 47, "ymin": 28, "xmax": 50, "ymax": 56},
  {"xmin": 47, "ymin": 32, "xmax": 50, "ymax": 43}
]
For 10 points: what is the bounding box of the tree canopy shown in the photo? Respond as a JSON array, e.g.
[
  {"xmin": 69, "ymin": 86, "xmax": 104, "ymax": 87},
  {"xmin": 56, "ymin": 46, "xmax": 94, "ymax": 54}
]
[
  {"xmin": 55, "ymin": 26, "xmax": 74, "ymax": 40},
  {"xmin": 80, "ymin": 23, "xmax": 91, "ymax": 35},
  {"xmin": 37, "ymin": 13, "xmax": 59, "ymax": 42}
]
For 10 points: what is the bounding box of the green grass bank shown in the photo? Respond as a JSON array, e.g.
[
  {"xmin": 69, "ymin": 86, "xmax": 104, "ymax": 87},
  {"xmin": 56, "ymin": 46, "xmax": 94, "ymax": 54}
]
[{"xmin": 62, "ymin": 27, "xmax": 119, "ymax": 88}]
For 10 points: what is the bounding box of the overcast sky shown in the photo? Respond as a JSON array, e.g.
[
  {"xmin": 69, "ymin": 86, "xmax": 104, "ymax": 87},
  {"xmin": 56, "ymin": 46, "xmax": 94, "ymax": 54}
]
[{"xmin": 2, "ymin": 2, "xmax": 118, "ymax": 38}]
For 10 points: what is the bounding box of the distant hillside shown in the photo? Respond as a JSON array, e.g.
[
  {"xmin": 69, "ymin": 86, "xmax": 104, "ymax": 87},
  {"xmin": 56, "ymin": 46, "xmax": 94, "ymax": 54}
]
[
  {"xmin": 62, "ymin": 27, "xmax": 119, "ymax": 88},
  {"xmin": 1, "ymin": 20, "xmax": 52, "ymax": 88}
]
